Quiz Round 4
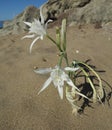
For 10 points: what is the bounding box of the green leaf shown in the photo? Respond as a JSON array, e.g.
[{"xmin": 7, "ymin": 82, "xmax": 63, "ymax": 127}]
[{"xmin": 61, "ymin": 19, "xmax": 67, "ymax": 51}]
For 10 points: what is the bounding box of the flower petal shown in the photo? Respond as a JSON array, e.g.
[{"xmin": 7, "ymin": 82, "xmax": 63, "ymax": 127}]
[
  {"xmin": 64, "ymin": 67, "xmax": 79, "ymax": 72},
  {"xmin": 40, "ymin": 5, "xmax": 44, "ymax": 24},
  {"xmin": 57, "ymin": 85, "xmax": 63, "ymax": 99},
  {"xmin": 29, "ymin": 37, "xmax": 40, "ymax": 53},
  {"xmin": 24, "ymin": 21, "xmax": 31, "ymax": 27},
  {"xmin": 40, "ymin": 35, "xmax": 44, "ymax": 40},
  {"xmin": 66, "ymin": 78, "xmax": 80, "ymax": 91},
  {"xmin": 38, "ymin": 77, "xmax": 52, "ymax": 95},
  {"xmin": 34, "ymin": 68, "xmax": 52, "ymax": 74},
  {"xmin": 45, "ymin": 19, "xmax": 53, "ymax": 30},
  {"xmin": 34, "ymin": 18, "xmax": 41, "ymax": 26},
  {"xmin": 21, "ymin": 34, "xmax": 35, "ymax": 39}
]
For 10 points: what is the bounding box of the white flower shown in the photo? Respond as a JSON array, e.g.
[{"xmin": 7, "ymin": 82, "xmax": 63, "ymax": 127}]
[
  {"xmin": 22, "ymin": 5, "xmax": 52, "ymax": 53},
  {"xmin": 34, "ymin": 66, "xmax": 79, "ymax": 99}
]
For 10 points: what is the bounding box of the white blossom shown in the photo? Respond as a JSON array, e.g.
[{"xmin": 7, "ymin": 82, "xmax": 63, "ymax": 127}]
[
  {"xmin": 22, "ymin": 5, "xmax": 52, "ymax": 53},
  {"xmin": 34, "ymin": 66, "xmax": 79, "ymax": 99}
]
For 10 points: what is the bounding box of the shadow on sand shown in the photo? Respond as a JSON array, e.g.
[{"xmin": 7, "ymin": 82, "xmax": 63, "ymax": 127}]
[{"xmin": 73, "ymin": 59, "xmax": 112, "ymax": 114}]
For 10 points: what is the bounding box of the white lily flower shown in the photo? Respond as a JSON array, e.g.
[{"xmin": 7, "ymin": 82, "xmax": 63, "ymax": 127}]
[
  {"xmin": 34, "ymin": 66, "xmax": 79, "ymax": 99},
  {"xmin": 22, "ymin": 5, "xmax": 52, "ymax": 53}
]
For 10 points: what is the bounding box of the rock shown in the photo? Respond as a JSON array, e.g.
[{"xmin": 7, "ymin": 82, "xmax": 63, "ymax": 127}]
[
  {"xmin": 69, "ymin": 0, "xmax": 112, "ymax": 24},
  {"xmin": 0, "ymin": 6, "xmax": 39, "ymax": 36},
  {"xmin": 43, "ymin": 0, "xmax": 112, "ymax": 25}
]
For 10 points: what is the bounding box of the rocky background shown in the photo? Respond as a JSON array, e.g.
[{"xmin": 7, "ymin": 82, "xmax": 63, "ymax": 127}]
[{"xmin": 0, "ymin": 0, "xmax": 112, "ymax": 35}]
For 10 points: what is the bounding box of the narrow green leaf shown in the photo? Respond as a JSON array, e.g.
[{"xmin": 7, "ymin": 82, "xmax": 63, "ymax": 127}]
[
  {"xmin": 61, "ymin": 19, "xmax": 67, "ymax": 51},
  {"xmin": 80, "ymin": 67, "xmax": 97, "ymax": 102},
  {"xmin": 78, "ymin": 61, "xmax": 104, "ymax": 100}
]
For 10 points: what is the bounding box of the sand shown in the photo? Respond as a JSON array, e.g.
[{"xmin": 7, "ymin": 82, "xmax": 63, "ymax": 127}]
[{"xmin": 0, "ymin": 25, "xmax": 112, "ymax": 130}]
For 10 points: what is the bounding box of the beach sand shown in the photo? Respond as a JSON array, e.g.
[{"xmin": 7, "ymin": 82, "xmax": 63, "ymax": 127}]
[{"xmin": 0, "ymin": 25, "xmax": 112, "ymax": 130}]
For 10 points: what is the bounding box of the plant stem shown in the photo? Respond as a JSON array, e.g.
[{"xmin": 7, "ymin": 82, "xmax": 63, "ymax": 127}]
[
  {"xmin": 64, "ymin": 52, "xmax": 69, "ymax": 66},
  {"xmin": 46, "ymin": 34, "xmax": 63, "ymax": 52},
  {"xmin": 58, "ymin": 54, "xmax": 63, "ymax": 67}
]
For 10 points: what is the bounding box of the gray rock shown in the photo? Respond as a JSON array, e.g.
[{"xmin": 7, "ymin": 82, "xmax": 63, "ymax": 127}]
[
  {"xmin": 69, "ymin": 0, "xmax": 112, "ymax": 24},
  {"xmin": 43, "ymin": 0, "xmax": 112, "ymax": 25},
  {"xmin": 0, "ymin": 6, "xmax": 39, "ymax": 36}
]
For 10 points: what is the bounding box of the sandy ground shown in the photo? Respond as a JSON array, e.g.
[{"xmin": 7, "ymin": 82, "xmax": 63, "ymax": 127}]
[{"xmin": 0, "ymin": 25, "xmax": 112, "ymax": 130}]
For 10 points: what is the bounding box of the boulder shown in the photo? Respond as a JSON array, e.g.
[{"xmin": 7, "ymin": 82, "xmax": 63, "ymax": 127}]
[
  {"xmin": 69, "ymin": 0, "xmax": 112, "ymax": 24},
  {"xmin": 43, "ymin": 0, "xmax": 112, "ymax": 25},
  {"xmin": 0, "ymin": 6, "xmax": 39, "ymax": 36}
]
